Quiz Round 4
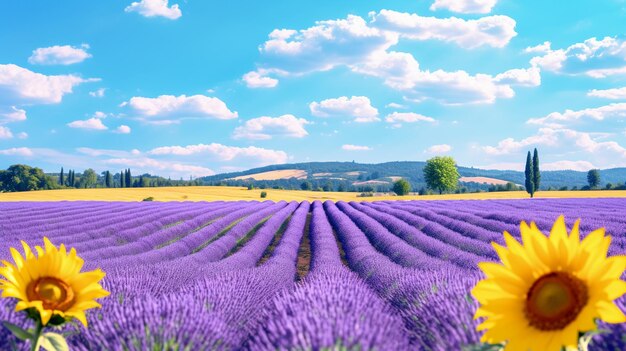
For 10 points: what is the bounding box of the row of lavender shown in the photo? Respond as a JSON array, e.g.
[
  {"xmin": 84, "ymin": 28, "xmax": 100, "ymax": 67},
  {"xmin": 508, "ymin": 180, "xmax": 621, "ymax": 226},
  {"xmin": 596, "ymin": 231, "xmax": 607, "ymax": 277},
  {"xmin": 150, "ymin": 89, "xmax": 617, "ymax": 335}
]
[{"xmin": 0, "ymin": 198, "xmax": 624, "ymax": 350}]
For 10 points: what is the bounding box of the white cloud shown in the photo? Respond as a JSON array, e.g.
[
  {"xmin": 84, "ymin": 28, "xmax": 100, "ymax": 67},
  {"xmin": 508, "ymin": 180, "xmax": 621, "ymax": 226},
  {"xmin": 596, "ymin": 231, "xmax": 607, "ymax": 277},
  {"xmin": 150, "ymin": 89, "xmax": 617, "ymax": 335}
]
[
  {"xmin": 425, "ymin": 144, "xmax": 452, "ymax": 153},
  {"xmin": 92, "ymin": 111, "xmax": 108, "ymax": 119},
  {"xmin": 353, "ymin": 51, "xmax": 516, "ymax": 104},
  {"xmin": 89, "ymin": 88, "xmax": 106, "ymax": 98},
  {"xmin": 482, "ymin": 128, "xmax": 559, "ymax": 155},
  {"xmin": 106, "ymin": 157, "xmax": 214, "ymax": 177},
  {"xmin": 386, "ymin": 102, "xmax": 407, "ymax": 109},
  {"xmin": 342, "ymin": 144, "xmax": 372, "ymax": 151},
  {"xmin": 124, "ymin": 0, "xmax": 181, "ymax": 20},
  {"xmin": 541, "ymin": 160, "xmax": 597, "ymax": 172},
  {"xmin": 76, "ymin": 147, "xmax": 134, "ymax": 158},
  {"xmin": 122, "ymin": 94, "xmax": 238, "ymax": 123},
  {"xmin": 370, "ymin": 10, "xmax": 516, "ymax": 49},
  {"xmin": 588, "ymin": 87, "xmax": 626, "ymax": 99},
  {"xmin": 254, "ymin": 14, "xmax": 531, "ymax": 105},
  {"xmin": 530, "ymin": 37, "xmax": 626, "ymax": 78},
  {"xmin": 17, "ymin": 132, "xmax": 28, "ymax": 139},
  {"xmin": 477, "ymin": 162, "xmax": 524, "ymax": 171},
  {"xmin": 309, "ymin": 96, "xmax": 379, "ymax": 122},
  {"xmin": 527, "ymin": 103, "xmax": 626, "ymax": 127},
  {"xmin": 429, "ymin": 0, "xmax": 498, "ymax": 14},
  {"xmin": 242, "ymin": 70, "xmax": 278, "ymax": 88},
  {"xmin": 259, "ymin": 15, "xmax": 395, "ymax": 75},
  {"xmin": 0, "ymin": 64, "xmax": 93, "ymax": 105},
  {"xmin": 0, "ymin": 126, "xmax": 13, "ymax": 139},
  {"xmin": 524, "ymin": 41, "xmax": 551, "ymax": 54},
  {"xmin": 385, "ymin": 112, "xmax": 436, "ymax": 124},
  {"xmin": 233, "ymin": 114, "xmax": 309, "ymax": 140},
  {"xmin": 494, "ymin": 67, "xmax": 541, "ymax": 87},
  {"xmin": 0, "ymin": 106, "xmax": 27, "ymax": 123},
  {"xmin": 67, "ymin": 118, "xmax": 108, "ymax": 130},
  {"xmin": 114, "ymin": 125, "xmax": 132, "ymax": 134},
  {"xmin": 0, "ymin": 147, "xmax": 33, "ymax": 156},
  {"xmin": 28, "ymin": 44, "xmax": 91, "ymax": 65},
  {"xmin": 148, "ymin": 143, "xmax": 288, "ymax": 165}
]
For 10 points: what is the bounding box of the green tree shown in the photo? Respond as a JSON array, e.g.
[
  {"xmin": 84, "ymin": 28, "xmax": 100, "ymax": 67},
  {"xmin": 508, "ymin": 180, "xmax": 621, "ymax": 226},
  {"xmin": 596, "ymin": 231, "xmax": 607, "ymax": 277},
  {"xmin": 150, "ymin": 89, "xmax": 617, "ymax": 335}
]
[
  {"xmin": 587, "ymin": 169, "xmax": 600, "ymax": 188},
  {"xmin": 392, "ymin": 179, "xmax": 411, "ymax": 196},
  {"xmin": 423, "ymin": 156, "xmax": 460, "ymax": 194},
  {"xmin": 125, "ymin": 169, "xmax": 132, "ymax": 188},
  {"xmin": 532, "ymin": 148, "xmax": 540, "ymax": 192},
  {"xmin": 59, "ymin": 167, "xmax": 64, "ymax": 186},
  {"xmin": 120, "ymin": 170, "xmax": 125, "ymax": 188},
  {"xmin": 0, "ymin": 164, "xmax": 56, "ymax": 192},
  {"xmin": 300, "ymin": 181, "xmax": 312, "ymax": 190},
  {"xmin": 79, "ymin": 169, "xmax": 97, "ymax": 188},
  {"xmin": 105, "ymin": 171, "xmax": 112, "ymax": 188},
  {"xmin": 524, "ymin": 151, "xmax": 535, "ymax": 198}
]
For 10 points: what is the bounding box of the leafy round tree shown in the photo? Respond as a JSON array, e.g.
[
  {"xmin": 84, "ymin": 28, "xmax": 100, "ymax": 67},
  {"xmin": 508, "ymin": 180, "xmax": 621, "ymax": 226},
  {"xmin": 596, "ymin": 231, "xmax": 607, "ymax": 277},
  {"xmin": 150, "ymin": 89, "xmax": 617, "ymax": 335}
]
[
  {"xmin": 392, "ymin": 179, "xmax": 411, "ymax": 196},
  {"xmin": 587, "ymin": 169, "xmax": 600, "ymax": 189},
  {"xmin": 423, "ymin": 156, "xmax": 460, "ymax": 194}
]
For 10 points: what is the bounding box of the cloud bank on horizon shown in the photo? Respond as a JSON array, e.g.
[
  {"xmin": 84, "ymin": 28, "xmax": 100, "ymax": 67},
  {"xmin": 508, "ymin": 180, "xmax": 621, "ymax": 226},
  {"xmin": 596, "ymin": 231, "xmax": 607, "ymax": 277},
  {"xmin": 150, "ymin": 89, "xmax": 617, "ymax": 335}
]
[{"xmin": 1, "ymin": 0, "xmax": 626, "ymax": 178}]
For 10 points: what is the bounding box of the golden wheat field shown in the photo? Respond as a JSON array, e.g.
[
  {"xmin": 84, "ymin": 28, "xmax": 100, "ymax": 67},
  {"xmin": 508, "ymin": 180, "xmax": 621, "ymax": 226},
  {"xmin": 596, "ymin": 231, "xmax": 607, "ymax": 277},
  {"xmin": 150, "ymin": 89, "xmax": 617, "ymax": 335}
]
[{"xmin": 0, "ymin": 186, "xmax": 625, "ymax": 202}]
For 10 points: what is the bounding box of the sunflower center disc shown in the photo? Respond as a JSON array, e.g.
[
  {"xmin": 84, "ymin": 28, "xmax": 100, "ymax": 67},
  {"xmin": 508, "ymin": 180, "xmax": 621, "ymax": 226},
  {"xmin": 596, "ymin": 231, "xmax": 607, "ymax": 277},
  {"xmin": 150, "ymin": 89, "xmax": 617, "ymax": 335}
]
[
  {"xmin": 27, "ymin": 277, "xmax": 76, "ymax": 311},
  {"xmin": 524, "ymin": 272, "xmax": 588, "ymax": 331}
]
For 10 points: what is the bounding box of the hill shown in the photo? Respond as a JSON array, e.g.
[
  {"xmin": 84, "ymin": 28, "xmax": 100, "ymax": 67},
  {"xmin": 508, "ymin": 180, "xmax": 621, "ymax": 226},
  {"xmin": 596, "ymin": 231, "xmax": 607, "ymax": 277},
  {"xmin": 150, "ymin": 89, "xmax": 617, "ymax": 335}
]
[{"xmin": 201, "ymin": 161, "xmax": 626, "ymax": 192}]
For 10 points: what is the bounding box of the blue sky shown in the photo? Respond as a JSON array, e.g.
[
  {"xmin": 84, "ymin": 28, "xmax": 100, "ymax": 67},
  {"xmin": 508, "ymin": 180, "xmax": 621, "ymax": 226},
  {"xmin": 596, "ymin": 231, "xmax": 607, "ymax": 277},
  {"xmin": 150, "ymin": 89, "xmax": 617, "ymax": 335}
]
[{"xmin": 1, "ymin": 0, "xmax": 626, "ymax": 178}]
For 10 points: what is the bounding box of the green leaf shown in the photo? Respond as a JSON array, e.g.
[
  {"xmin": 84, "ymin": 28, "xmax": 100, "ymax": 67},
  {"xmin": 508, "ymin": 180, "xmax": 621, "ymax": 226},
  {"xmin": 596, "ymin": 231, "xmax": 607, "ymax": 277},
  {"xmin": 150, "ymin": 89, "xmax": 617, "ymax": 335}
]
[
  {"xmin": 2, "ymin": 321, "xmax": 33, "ymax": 340},
  {"xmin": 39, "ymin": 332, "xmax": 70, "ymax": 351}
]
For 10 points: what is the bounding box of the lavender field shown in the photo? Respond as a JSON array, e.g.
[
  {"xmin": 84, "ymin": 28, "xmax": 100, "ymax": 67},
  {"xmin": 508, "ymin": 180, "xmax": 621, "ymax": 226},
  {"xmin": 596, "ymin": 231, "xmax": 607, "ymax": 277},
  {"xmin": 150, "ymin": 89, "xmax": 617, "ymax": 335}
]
[{"xmin": 1, "ymin": 199, "xmax": 625, "ymax": 350}]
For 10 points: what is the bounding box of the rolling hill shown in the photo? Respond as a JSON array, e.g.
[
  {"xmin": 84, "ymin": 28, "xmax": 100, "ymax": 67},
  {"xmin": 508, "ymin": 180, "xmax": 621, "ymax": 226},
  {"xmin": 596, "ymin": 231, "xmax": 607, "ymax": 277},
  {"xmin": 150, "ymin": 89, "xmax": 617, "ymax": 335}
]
[{"xmin": 201, "ymin": 161, "xmax": 626, "ymax": 191}]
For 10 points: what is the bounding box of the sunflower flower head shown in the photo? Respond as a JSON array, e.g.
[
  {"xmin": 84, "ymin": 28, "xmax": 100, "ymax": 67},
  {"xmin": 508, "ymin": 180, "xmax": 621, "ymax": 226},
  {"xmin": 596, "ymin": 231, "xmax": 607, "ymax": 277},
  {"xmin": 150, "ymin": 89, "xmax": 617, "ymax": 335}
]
[
  {"xmin": 472, "ymin": 215, "xmax": 626, "ymax": 351},
  {"xmin": 0, "ymin": 237, "xmax": 109, "ymax": 327}
]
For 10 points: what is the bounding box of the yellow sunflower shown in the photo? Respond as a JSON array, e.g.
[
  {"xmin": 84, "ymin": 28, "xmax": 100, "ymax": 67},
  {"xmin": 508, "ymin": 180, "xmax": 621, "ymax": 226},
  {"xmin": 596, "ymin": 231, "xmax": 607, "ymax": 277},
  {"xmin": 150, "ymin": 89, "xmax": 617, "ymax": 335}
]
[
  {"xmin": 0, "ymin": 237, "xmax": 109, "ymax": 327},
  {"xmin": 472, "ymin": 215, "xmax": 626, "ymax": 351}
]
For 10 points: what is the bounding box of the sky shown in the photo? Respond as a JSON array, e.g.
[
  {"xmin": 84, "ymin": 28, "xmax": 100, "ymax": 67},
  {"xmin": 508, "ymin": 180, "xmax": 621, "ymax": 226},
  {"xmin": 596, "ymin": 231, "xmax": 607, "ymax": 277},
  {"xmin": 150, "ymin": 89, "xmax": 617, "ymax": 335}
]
[{"xmin": 1, "ymin": 0, "xmax": 626, "ymax": 178}]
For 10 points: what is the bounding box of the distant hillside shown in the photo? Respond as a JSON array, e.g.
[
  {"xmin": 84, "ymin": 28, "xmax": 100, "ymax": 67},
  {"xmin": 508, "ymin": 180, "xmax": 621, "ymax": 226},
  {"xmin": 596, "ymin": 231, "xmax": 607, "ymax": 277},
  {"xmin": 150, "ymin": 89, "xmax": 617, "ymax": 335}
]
[{"xmin": 201, "ymin": 161, "xmax": 626, "ymax": 192}]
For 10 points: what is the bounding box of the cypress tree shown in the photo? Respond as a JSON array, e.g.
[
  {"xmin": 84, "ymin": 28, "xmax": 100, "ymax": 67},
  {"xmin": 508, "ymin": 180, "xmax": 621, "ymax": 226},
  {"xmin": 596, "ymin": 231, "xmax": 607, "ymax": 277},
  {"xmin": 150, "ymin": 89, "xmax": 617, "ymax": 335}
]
[
  {"xmin": 532, "ymin": 148, "xmax": 540, "ymax": 192},
  {"xmin": 68, "ymin": 170, "xmax": 73, "ymax": 187},
  {"xmin": 139, "ymin": 175, "xmax": 144, "ymax": 188},
  {"xmin": 525, "ymin": 151, "xmax": 535, "ymax": 198},
  {"xmin": 59, "ymin": 167, "xmax": 64, "ymax": 186},
  {"xmin": 105, "ymin": 171, "xmax": 112, "ymax": 188},
  {"xmin": 120, "ymin": 171, "xmax": 125, "ymax": 188},
  {"xmin": 126, "ymin": 169, "xmax": 132, "ymax": 188}
]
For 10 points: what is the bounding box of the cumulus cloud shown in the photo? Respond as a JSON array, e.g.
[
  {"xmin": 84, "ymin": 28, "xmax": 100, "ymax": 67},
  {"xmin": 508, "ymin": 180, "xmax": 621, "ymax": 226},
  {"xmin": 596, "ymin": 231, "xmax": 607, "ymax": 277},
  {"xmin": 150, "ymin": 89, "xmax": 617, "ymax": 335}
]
[
  {"xmin": 28, "ymin": 44, "xmax": 91, "ymax": 65},
  {"xmin": 0, "ymin": 126, "xmax": 13, "ymax": 139},
  {"xmin": 67, "ymin": 118, "xmax": 108, "ymax": 130},
  {"xmin": 527, "ymin": 103, "xmax": 626, "ymax": 127},
  {"xmin": 429, "ymin": 0, "xmax": 498, "ymax": 14},
  {"xmin": 89, "ymin": 88, "xmax": 106, "ymax": 98},
  {"xmin": 370, "ymin": 10, "xmax": 516, "ymax": 49},
  {"xmin": 17, "ymin": 132, "xmax": 28, "ymax": 139},
  {"xmin": 242, "ymin": 70, "xmax": 278, "ymax": 88},
  {"xmin": 124, "ymin": 0, "xmax": 181, "ymax": 20},
  {"xmin": 342, "ymin": 144, "xmax": 372, "ymax": 151},
  {"xmin": 494, "ymin": 67, "xmax": 541, "ymax": 87},
  {"xmin": 254, "ymin": 14, "xmax": 531, "ymax": 105},
  {"xmin": 482, "ymin": 128, "xmax": 559, "ymax": 155},
  {"xmin": 482, "ymin": 128, "xmax": 626, "ymax": 162},
  {"xmin": 425, "ymin": 144, "xmax": 452, "ymax": 153},
  {"xmin": 0, "ymin": 107, "xmax": 27, "ymax": 123},
  {"xmin": 530, "ymin": 37, "xmax": 626, "ymax": 78},
  {"xmin": 541, "ymin": 160, "xmax": 597, "ymax": 172},
  {"xmin": 386, "ymin": 102, "xmax": 407, "ymax": 109},
  {"xmin": 385, "ymin": 112, "xmax": 436, "ymax": 124},
  {"xmin": 106, "ymin": 158, "xmax": 214, "ymax": 177},
  {"xmin": 588, "ymin": 87, "xmax": 626, "ymax": 99},
  {"xmin": 0, "ymin": 147, "xmax": 33, "ymax": 156},
  {"xmin": 310, "ymin": 96, "xmax": 379, "ymax": 122},
  {"xmin": 524, "ymin": 41, "xmax": 551, "ymax": 54},
  {"xmin": 0, "ymin": 64, "xmax": 94, "ymax": 105},
  {"xmin": 114, "ymin": 125, "xmax": 132, "ymax": 134},
  {"xmin": 233, "ymin": 114, "xmax": 309, "ymax": 140},
  {"xmin": 121, "ymin": 94, "xmax": 238, "ymax": 123},
  {"xmin": 353, "ymin": 51, "xmax": 516, "ymax": 104},
  {"xmin": 148, "ymin": 143, "xmax": 289, "ymax": 165}
]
